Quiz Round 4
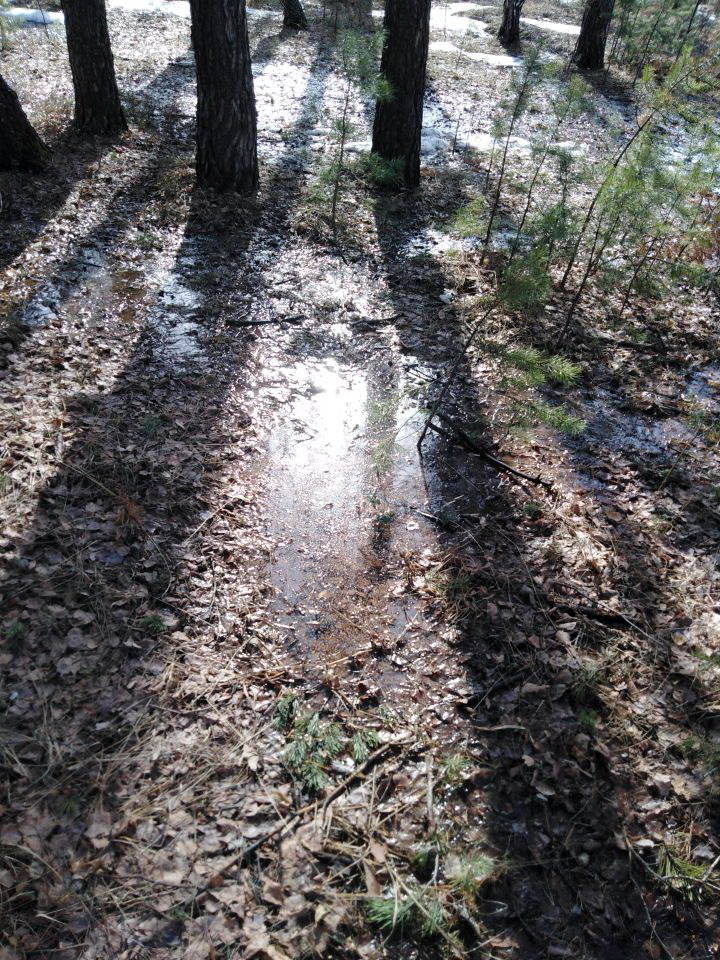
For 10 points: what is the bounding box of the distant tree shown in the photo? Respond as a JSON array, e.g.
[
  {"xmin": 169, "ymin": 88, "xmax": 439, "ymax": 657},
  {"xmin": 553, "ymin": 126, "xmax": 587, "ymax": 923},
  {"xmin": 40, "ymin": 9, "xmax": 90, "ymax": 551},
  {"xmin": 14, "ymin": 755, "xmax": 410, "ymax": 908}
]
[
  {"xmin": 371, "ymin": 0, "xmax": 431, "ymax": 188},
  {"xmin": 283, "ymin": 0, "xmax": 308, "ymax": 29},
  {"xmin": 189, "ymin": 0, "xmax": 258, "ymax": 192},
  {"xmin": 573, "ymin": 0, "xmax": 615, "ymax": 69},
  {"xmin": 0, "ymin": 73, "xmax": 50, "ymax": 170},
  {"xmin": 498, "ymin": 0, "xmax": 526, "ymax": 46},
  {"xmin": 61, "ymin": 0, "xmax": 127, "ymax": 135}
]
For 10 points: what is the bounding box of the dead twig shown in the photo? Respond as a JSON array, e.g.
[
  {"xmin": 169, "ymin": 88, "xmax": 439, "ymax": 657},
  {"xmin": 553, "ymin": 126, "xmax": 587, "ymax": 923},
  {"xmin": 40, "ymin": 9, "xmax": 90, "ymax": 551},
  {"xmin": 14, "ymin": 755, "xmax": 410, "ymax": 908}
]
[
  {"xmin": 427, "ymin": 415, "xmax": 553, "ymax": 490},
  {"xmin": 177, "ymin": 738, "xmax": 411, "ymax": 912}
]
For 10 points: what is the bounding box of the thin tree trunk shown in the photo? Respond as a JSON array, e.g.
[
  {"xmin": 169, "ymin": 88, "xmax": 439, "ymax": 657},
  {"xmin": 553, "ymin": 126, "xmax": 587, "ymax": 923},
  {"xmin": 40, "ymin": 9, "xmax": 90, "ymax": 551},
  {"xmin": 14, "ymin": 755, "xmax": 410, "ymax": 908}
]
[
  {"xmin": 572, "ymin": 0, "xmax": 615, "ymax": 70},
  {"xmin": 371, "ymin": 0, "xmax": 431, "ymax": 189},
  {"xmin": 61, "ymin": 0, "xmax": 127, "ymax": 135},
  {"xmin": 498, "ymin": 0, "xmax": 525, "ymax": 46},
  {"xmin": 283, "ymin": 0, "xmax": 308, "ymax": 29},
  {"xmin": 349, "ymin": 0, "xmax": 372, "ymax": 29},
  {"xmin": 189, "ymin": 0, "xmax": 259, "ymax": 193},
  {"xmin": 0, "ymin": 73, "xmax": 50, "ymax": 170}
]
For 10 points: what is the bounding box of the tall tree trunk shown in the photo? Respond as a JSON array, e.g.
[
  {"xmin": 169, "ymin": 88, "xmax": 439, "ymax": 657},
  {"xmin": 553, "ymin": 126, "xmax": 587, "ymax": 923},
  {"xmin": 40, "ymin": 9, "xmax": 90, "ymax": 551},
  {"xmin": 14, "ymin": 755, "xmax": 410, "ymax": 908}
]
[
  {"xmin": 189, "ymin": 0, "xmax": 259, "ymax": 193},
  {"xmin": 371, "ymin": 0, "xmax": 431, "ymax": 189},
  {"xmin": 0, "ymin": 74, "xmax": 50, "ymax": 170},
  {"xmin": 61, "ymin": 0, "xmax": 127, "ymax": 135},
  {"xmin": 572, "ymin": 0, "xmax": 615, "ymax": 69},
  {"xmin": 283, "ymin": 0, "xmax": 308, "ymax": 29},
  {"xmin": 498, "ymin": 0, "xmax": 525, "ymax": 46}
]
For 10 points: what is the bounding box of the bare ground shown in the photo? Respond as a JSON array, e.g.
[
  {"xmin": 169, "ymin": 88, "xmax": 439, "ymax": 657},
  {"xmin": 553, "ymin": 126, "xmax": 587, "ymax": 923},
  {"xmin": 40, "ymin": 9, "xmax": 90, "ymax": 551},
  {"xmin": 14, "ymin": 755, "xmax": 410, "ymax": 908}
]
[{"xmin": 1, "ymin": 3, "xmax": 719, "ymax": 959}]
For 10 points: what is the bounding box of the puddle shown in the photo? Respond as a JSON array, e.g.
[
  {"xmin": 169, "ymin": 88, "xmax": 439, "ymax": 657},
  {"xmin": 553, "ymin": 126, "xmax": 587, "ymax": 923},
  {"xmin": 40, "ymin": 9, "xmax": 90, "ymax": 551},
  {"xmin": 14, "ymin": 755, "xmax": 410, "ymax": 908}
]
[
  {"xmin": 265, "ymin": 357, "xmax": 435, "ymax": 681},
  {"xmin": 149, "ymin": 268, "xmax": 205, "ymax": 365},
  {"xmin": 583, "ymin": 389, "xmax": 698, "ymax": 457}
]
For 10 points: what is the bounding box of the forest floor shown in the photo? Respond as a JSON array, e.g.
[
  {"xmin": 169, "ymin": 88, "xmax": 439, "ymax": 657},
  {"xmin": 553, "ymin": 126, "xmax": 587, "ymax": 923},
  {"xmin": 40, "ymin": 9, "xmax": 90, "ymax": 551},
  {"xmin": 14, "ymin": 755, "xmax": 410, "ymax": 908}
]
[{"xmin": 1, "ymin": 2, "xmax": 719, "ymax": 959}]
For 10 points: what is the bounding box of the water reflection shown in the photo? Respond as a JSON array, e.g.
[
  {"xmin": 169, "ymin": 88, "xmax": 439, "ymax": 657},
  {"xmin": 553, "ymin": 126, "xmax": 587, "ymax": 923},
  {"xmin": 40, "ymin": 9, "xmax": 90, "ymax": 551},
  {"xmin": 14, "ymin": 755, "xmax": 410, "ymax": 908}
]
[{"xmin": 265, "ymin": 357, "xmax": 433, "ymax": 675}]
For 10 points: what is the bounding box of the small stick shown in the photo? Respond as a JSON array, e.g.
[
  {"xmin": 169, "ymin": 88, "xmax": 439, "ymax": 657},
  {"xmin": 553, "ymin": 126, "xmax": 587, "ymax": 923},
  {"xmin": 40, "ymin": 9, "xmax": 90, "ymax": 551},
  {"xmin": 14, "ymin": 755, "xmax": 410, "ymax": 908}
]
[
  {"xmin": 426, "ymin": 419, "xmax": 553, "ymax": 490},
  {"xmin": 178, "ymin": 739, "xmax": 410, "ymax": 911},
  {"xmin": 417, "ymin": 302, "xmax": 496, "ymax": 450}
]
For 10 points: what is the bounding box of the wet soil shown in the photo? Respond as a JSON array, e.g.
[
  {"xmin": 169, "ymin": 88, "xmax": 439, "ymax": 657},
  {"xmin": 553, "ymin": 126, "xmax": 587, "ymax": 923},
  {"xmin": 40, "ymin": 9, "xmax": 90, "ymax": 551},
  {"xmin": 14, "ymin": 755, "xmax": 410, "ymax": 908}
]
[{"xmin": 1, "ymin": 3, "xmax": 719, "ymax": 960}]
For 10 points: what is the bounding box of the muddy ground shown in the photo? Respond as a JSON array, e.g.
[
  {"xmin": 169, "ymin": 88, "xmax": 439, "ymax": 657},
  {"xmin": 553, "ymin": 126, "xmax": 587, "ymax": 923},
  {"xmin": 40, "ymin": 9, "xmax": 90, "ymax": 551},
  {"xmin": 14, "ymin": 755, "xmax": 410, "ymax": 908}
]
[{"xmin": 1, "ymin": 2, "xmax": 719, "ymax": 959}]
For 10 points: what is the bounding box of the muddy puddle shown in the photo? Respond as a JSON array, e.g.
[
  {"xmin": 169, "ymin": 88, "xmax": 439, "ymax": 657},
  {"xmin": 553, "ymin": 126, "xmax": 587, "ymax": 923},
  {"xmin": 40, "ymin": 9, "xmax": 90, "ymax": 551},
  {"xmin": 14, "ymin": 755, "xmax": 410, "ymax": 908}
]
[
  {"xmin": 580, "ymin": 387, "xmax": 705, "ymax": 458},
  {"xmin": 263, "ymin": 354, "xmax": 440, "ymax": 691}
]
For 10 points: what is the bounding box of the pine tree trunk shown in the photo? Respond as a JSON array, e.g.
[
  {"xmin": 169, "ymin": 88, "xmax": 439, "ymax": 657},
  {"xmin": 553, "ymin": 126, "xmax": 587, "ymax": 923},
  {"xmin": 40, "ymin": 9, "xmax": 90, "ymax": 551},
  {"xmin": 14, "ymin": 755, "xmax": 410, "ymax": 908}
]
[
  {"xmin": 61, "ymin": 0, "xmax": 127, "ymax": 135},
  {"xmin": 371, "ymin": 0, "xmax": 431, "ymax": 189},
  {"xmin": 283, "ymin": 0, "xmax": 308, "ymax": 29},
  {"xmin": 572, "ymin": 0, "xmax": 615, "ymax": 69},
  {"xmin": 189, "ymin": 0, "xmax": 258, "ymax": 193},
  {"xmin": 0, "ymin": 74, "xmax": 51, "ymax": 170},
  {"xmin": 498, "ymin": 0, "xmax": 525, "ymax": 46}
]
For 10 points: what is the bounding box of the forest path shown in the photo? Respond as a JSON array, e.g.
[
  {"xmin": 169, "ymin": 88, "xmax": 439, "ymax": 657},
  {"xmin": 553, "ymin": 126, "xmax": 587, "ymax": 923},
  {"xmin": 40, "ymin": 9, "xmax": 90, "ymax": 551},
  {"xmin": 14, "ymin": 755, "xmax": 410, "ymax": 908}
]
[{"xmin": 1, "ymin": 3, "xmax": 719, "ymax": 960}]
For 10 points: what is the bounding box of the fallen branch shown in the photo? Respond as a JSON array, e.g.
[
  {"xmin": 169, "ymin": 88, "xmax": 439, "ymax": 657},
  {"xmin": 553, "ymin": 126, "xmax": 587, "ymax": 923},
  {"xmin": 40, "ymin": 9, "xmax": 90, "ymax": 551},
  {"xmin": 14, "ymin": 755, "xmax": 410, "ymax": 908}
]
[
  {"xmin": 178, "ymin": 738, "xmax": 410, "ymax": 911},
  {"xmin": 427, "ymin": 414, "xmax": 553, "ymax": 491},
  {"xmin": 417, "ymin": 301, "xmax": 497, "ymax": 450}
]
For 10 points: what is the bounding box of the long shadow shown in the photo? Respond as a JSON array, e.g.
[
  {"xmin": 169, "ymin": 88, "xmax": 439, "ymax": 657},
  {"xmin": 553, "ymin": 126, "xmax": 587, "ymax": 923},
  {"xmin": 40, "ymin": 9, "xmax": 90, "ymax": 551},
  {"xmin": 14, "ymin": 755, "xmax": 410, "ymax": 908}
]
[
  {"xmin": 0, "ymin": 34, "xmax": 334, "ymax": 957},
  {"xmin": 0, "ymin": 14, "xmax": 196, "ymax": 278},
  {"xmin": 370, "ymin": 148, "xmax": 718, "ymax": 957},
  {"xmin": 0, "ymin": 133, "xmax": 112, "ymax": 273},
  {"xmin": 0, "ymin": 53, "xmax": 196, "ymax": 370}
]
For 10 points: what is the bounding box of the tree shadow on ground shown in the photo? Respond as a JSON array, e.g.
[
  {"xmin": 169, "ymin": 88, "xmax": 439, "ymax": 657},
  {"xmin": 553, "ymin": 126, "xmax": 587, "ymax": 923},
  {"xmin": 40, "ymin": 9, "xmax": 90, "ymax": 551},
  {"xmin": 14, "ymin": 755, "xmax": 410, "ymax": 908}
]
[
  {"xmin": 370, "ymin": 160, "xmax": 718, "ymax": 958},
  {"xmin": 0, "ymin": 36, "xmax": 335, "ymax": 956},
  {"xmin": 0, "ymin": 53, "xmax": 198, "ymax": 372}
]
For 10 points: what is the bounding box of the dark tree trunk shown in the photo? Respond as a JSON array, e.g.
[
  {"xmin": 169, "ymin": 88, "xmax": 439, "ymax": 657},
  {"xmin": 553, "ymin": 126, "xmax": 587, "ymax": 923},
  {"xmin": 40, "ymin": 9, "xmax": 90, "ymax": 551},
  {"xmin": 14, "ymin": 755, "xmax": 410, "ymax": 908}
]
[
  {"xmin": 572, "ymin": 0, "xmax": 615, "ymax": 69},
  {"xmin": 371, "ymin": 0, "xmax": 431, "ymax": 189},
  {"xmin": 283, "ymin": 0, "xmax": 308, "ymax": 28},
  {"xmin": 0, "ymin": 74, "xmax": 50, "ymax": 170},
  {"xmin": 189, "ymin": 0, "xmax": 259, "ymax": 193},
  {"xmin": 61, "ymin": 0, "xmax": 127, "ymax": 135},
  {"xmin": 498, "ymin": 0, "xmax": 525, "ymax": 46}
]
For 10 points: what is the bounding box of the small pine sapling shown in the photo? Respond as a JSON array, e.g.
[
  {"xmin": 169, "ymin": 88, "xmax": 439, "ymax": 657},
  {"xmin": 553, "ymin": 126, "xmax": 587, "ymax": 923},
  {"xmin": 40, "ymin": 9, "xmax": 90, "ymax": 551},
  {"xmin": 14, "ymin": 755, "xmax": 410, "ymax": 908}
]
[
  {"xmin": 507, "ymin": 73, "xmax": 591, "ymax": 263},
  {"xmin": 483, "ymin": 45, "xmax": 544, "ymax": 256},
  {"xmin": 312, "ymin": 29, "xmax": 390, "ymax": 238}
]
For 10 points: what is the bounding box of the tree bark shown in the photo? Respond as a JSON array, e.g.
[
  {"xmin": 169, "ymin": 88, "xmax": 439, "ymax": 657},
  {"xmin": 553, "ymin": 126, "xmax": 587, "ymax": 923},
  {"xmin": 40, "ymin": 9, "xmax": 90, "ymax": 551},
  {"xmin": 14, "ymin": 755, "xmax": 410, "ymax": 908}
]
[
  {"xmin": 498, "ymin": 0, "xmax": 525, "ymax": 46},
  {"xmin": 283, "ymin": 0, "xmax": 308, "ymax": 29},
  {"xmin": 572, "ymin": 0, "xmax": 615, "ymax": 69},
  {"xmin": 189, "ymin": 0, "xmax": 259, "ymax": 193},
  {"xmin": 371, "ymin": 0, "xmax": 431, "ymax": 189},
  {"xmin": 61, "ymin": 0, "xmax": 127, "ymax": 135},
  {"xmin": 0, "ymin": 73, "xmax": 50, "ymax": 171}
]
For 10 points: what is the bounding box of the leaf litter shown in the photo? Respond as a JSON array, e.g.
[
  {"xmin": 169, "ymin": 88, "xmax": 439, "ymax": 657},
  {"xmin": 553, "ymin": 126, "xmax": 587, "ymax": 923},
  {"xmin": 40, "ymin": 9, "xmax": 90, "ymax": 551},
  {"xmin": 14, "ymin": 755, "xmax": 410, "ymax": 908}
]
[{"xmin": 1, "ymin": 1, "xmax": 719, "ymax": 959}]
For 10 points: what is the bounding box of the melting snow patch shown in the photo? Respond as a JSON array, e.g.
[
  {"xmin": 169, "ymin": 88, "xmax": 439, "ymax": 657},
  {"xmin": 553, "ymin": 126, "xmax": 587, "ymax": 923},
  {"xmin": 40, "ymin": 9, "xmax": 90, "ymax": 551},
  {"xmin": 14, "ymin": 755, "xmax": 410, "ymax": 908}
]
[
  {"xmin": 105, "ymin": 0, "xmax": 278, "ymax": 17},
  {"xmin": 522, "ymin": 17, "xmax": 580, "ymax": 35},
  {"xmin": 430, "ymin": 39, "xmax": 521, "ymax": 67},
  {"xmin": 430, "ymin": 2, "xmax": 490, "ymax": 35},
  {"xmin": 2, "ymin": 6, "xmax": 64, "ymax": 25},
  {"xmin": 106, "ymin": 0, "xmax": 190, "ymax": 16}
]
